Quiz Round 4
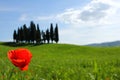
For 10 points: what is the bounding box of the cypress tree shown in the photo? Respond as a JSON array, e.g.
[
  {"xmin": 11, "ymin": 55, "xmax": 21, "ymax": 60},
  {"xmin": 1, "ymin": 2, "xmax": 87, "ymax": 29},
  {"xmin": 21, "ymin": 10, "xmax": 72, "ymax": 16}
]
[
  {"xmin": 20, "ymin": 27, "xmax": 24, "ymax": 43},
  {"xmin": 17, "ymin": 28, "xmax": 20, "ymax": 43},
  {"xmin": 27, "ymin": 27, "xmax": 30, "ymax": 43},
  {"xmin": 54, "ymin": 24, "xmax": 59, "ymax": 43},
  {"xmin": 36, "ymin": 24, "xmax": 41, "ymax": 43},
  {"xmin": 30, "ymin": 21, "xmax": 36, "ymax": 43},
  {"xmin": 46, "ymin": 29, "xmax": 50, "ymax": 44},
  {"xmin": 50, "ymin": 23, "xmax": 54, "ymax": 43},
  {"xmin": 42, "ymin": 30, "xmax": 46, "ymax": 43},
  {"xmin": 23, "ymin": 24, "xmax": 27, "ymax": 43},
  {"xmin": 13, "ymin": 30, "xmax": 17, "ymax": 42}
]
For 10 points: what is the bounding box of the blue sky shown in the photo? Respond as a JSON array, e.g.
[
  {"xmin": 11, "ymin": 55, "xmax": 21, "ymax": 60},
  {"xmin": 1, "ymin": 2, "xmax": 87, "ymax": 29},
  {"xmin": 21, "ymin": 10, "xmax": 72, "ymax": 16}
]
[{"xmin": 0, "ymin": 0, "xmax": 120, "ymax": 45}]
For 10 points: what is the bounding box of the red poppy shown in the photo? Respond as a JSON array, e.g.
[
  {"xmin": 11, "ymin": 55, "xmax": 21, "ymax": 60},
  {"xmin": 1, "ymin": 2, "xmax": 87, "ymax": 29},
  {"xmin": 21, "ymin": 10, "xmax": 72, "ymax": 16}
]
[{"xmin": 8, "ymin": 48, "xmax": 32, "ymax": 71}]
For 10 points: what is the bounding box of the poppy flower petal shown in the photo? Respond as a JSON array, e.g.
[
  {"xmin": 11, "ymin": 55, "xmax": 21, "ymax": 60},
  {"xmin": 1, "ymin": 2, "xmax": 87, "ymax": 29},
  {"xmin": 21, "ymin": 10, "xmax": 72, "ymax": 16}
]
[
  {"xmin": 7, "ymin": 48, "xmax": 32, "ymax": 71},
  {"xmin": 11, "ymin": 59, "xmax": 26, "ymax": 67},
  {"xmin": 8, "ymin": 50, "xmax": 15, "ymax": 59}
]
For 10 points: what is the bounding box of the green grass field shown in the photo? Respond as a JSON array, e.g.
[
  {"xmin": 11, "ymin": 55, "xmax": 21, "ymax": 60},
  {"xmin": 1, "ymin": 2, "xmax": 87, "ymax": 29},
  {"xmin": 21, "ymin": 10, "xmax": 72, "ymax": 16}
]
[{"xmin": 0, "ymin": 42, "xmax": 120, "ymax": 80}]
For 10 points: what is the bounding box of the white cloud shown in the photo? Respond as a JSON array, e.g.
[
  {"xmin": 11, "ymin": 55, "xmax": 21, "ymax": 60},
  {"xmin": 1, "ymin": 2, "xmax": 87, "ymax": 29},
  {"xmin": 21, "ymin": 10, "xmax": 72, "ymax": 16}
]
[
  {"xmin": 19, "ymin": 0, "xmax": 120, "ymax": 25},
  {"xmin": 22, "ymin": 0, "xmax": 119, "ymax": 25},
  {"xmin": 55, "ymin": 0, "xmax": 119, "ymax": 25},
  {"xmin": 80, "ymin": 2, "xmax": 110, "ymax": 21},
  {"xmin": 56, "ymin": 9, "xmax": 81, "ymax": 24}
]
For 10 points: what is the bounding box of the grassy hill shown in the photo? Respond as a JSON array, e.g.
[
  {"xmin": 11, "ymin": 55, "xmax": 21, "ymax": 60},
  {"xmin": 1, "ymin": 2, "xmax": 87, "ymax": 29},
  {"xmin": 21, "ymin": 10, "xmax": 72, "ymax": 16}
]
[{"xmin": 0, "ymin": 42, "xmax": 120, "ymax": 80}]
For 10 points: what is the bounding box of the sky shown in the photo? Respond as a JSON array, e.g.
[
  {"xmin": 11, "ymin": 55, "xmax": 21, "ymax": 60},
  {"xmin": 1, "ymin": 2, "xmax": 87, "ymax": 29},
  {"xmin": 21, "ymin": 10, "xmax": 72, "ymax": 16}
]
[{"xmin": 0, "ymin": 0, "xmax": 120, "ymax": 45}]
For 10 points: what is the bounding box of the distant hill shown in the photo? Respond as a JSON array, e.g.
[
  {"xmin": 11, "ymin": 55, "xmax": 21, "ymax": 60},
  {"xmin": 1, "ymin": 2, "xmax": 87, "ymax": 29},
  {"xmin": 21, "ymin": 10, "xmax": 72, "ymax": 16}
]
[{"xmin": 87, "ymin": 41, "xmax": 120, "ymax": 47}]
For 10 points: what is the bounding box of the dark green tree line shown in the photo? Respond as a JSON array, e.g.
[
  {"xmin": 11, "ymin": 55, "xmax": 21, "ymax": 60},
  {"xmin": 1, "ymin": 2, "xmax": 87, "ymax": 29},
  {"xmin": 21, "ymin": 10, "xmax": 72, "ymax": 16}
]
[{"xmin": 13, "ymin": 21, "xmax": 59, "ymax": 44}]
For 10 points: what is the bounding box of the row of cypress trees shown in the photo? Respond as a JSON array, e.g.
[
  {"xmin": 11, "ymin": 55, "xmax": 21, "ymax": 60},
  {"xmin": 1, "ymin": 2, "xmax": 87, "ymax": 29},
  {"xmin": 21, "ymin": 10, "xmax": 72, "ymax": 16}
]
[{"xmin": 13, "ymin": 21, "xmax": 59, "ymax": 44}]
